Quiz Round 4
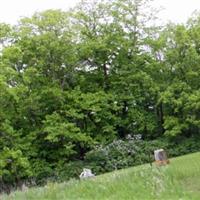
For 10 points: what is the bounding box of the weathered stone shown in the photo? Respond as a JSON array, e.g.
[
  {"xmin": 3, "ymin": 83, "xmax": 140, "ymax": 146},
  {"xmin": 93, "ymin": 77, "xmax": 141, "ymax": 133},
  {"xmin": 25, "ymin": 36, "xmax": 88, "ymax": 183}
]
[
  {"xmin": 154, "ymin": 149, "xmax": 169, "ymax": 166},
  {"xmin": 79, "ymin": 168, "xmax": 95, "ymax": 179}
]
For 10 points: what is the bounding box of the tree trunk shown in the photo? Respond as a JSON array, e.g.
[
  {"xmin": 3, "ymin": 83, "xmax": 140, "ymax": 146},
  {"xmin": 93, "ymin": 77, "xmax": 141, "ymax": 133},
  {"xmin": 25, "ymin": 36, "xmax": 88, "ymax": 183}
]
[{"xmin": 159, "ymin": 102, "xmax": 165, "ymax": 134}]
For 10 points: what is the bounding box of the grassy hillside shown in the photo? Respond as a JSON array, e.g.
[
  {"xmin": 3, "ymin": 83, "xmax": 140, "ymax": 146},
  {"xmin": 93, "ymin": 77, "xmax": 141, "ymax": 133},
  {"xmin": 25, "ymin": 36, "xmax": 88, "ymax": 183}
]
[{"xmin": 2, "ymin": 152, "xmax": 200, "ymax": 200}]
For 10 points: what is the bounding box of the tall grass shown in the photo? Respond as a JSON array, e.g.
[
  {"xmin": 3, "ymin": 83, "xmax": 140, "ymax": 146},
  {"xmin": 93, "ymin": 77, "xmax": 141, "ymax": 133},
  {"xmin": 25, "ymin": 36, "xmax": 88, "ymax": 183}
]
[{"xmin": 2, "ymin": 152, "xmax": 200, "ymax": 200}]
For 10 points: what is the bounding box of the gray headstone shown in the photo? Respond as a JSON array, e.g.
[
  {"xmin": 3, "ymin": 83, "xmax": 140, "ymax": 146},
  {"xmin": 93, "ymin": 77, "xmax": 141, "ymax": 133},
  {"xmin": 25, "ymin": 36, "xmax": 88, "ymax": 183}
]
[{"xmin": 154, "ymin": 149, "xmax": 168, "ymax": 161}]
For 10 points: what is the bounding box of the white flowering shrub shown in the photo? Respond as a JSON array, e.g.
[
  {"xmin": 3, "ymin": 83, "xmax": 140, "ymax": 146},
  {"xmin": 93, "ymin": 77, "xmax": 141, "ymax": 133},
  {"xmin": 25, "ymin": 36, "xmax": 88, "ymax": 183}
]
[{"xmin": 85, "ymin": 138, "xmax": 169, "ymax": 174}]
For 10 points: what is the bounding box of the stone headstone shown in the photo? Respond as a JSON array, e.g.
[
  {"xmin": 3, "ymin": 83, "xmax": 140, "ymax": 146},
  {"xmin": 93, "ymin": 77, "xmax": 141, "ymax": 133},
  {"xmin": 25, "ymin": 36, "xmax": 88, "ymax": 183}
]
[
  {"xmin": 154, "ymin": 149, "xmax": 169, "ymax": 166},
  {"xmin": 79, "ymin": 168, "xmax": 95, "ymax": 179}
]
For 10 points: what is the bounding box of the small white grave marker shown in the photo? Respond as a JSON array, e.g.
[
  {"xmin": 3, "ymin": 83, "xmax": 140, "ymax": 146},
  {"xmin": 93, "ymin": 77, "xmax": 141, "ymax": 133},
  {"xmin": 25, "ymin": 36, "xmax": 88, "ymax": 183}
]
[{"xmin": 79, "ymin": 168, "xmax": 95, "ymax": 179}]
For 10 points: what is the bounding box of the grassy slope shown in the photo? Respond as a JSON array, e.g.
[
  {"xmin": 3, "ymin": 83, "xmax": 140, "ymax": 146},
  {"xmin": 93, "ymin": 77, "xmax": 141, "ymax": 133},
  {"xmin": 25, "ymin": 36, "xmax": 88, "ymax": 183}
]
[{"xmin": 2, "ymin": 152, "xmax": 200, "ymax": 200}]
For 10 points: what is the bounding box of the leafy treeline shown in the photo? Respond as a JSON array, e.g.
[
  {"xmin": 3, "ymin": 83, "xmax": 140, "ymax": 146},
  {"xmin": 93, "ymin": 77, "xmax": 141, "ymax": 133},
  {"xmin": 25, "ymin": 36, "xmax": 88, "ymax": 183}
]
[{"xmin": 0, "ymin": 0, "xmax": 200, "ymax": 187}]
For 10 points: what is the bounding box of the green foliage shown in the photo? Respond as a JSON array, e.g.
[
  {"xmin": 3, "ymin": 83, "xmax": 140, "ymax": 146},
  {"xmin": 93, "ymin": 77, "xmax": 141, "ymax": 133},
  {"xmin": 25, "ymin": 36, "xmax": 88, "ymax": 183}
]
[
  {"xmin": 42, "ymin": 112, "xmax": 93, "ymax": 160},
  {"xmin": 0, "ymin": 148, "xmax": 31, "ymax": 183},
  {"xmin": 85, "ymin": 137, "xmax": 200, "ymax": 175},
  {"xmin": 1, "ymin": 0, "xmax": 200, "ymax": 189},
  {"xmin": 3, "ymin": 153, "xmax": 200, "ymax": 200},
  {"xmin": 54, "ymin": 160, "xmax": 85, "ymax": 182},
  {"xmin": 85, "ymin": 138, "xmax": 168, "ymax": 174}
]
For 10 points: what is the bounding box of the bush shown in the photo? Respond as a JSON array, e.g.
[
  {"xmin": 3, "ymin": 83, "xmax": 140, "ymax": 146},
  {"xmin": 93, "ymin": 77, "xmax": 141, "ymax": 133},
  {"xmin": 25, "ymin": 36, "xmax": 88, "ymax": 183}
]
[
  {"xmin": 84, "ymin": 138, "xmax": 169, "ymax": 174},
  {"xmin": 54, "ymin": 160, "xmax": 85, "ymax": 182},
  {"xmin": 167, "ymin": 137, "xmax": 200, "ymax": 157},
  {"xmin": 2, "ymin": 136, "xmax": 199, "ymax": 193},
  {"xmin": 0, "ymin": 148, "xmax": 32, "ymax": 193},
  {"xmin": 84, "ymin": 136, "xmax": 200, "ymax": 175}
]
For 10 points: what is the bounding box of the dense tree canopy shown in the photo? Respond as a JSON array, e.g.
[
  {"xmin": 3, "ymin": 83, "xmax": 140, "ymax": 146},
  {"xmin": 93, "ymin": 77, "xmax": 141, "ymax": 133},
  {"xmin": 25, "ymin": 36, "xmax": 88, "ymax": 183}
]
[{"xmin": 0, "ymin": 0, "xmax": 200, "ymax": 186}]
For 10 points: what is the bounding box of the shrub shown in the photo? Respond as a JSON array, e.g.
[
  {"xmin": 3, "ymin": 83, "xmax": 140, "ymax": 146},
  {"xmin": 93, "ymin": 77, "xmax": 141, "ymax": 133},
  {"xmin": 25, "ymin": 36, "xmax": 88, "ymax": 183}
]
[
  {"xmin": 84, "ymin": 136, "xmax": 200, "ymax": 175},
  {"xmin": 84, "ymin": 138, "xmax": 169, "ymax": 174},
  {"xmin": 54, "ymin": 160, "xmax": 85, "ymax": 182}
]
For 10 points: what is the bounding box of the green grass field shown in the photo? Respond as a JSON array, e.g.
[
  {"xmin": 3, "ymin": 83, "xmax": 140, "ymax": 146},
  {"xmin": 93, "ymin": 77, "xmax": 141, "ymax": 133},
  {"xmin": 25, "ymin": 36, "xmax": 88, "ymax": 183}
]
[{"xmin": 2, "ymin": 152, "xmax": 200, "ymax": 200}]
